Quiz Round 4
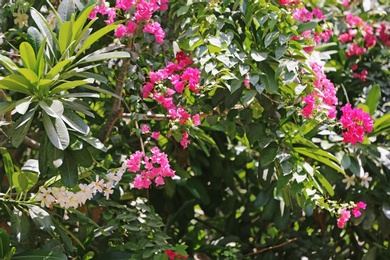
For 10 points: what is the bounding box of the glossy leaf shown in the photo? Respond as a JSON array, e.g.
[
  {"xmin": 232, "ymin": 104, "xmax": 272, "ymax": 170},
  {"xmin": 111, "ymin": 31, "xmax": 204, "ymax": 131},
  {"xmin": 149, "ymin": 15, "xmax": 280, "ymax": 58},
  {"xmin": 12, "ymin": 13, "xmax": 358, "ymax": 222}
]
[
  {"xmin": 61, "ymin": 109, "xmax": 90, "ymax": 134},
  {"xmin": 27, "ymin": 27, "xmax": 44, "ymax": 54},
  {"xmin": 19, "ymin": 42, "xmax": 37, "ymax": 72},
  {"xmin": 0, "ymin": 229, "xmax": 10, "ymax": 259},
  {"xmin": 0, "ymin": 148, "xmax": 14, "ymax": 187},
  {"xmin": 59, "ymin": 150, "xmax": 78, "ymax": 187},
  {"xmin": 27, "ymin": 205, "xmax": 55, "ymax": 232},
  {"xmin": 12, "ymin": 249, "xmax": 67, "ymax": 260},
  {"xmin": 11, "ymin": 109, "xmax": 36, "ymax": 148},
  {"xmin": 12, "ymin": 170, "xmax": 39, "ymax": 194},
  {"xmin": 42, "ymin": 111, "xmax": 70, "ymax": 150},
  {"xmin": 11, "ymin": 207, "xmax": 30, "ymax": 243}
]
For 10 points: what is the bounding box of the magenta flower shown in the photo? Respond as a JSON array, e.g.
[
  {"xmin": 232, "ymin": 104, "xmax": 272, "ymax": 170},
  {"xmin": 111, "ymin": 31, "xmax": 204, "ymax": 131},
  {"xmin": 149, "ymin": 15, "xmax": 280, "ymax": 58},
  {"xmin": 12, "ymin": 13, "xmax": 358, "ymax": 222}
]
[
  {"xmin": 340, "ymin": 104, "xmax": 373, "ymax": 145},
  {"xmin": 352, "ymin": 201, "xmax": 367, "ymax": 218},
  {"xmin": 337, "ymin": 209, "xmax": 351, "ymax": 228}
]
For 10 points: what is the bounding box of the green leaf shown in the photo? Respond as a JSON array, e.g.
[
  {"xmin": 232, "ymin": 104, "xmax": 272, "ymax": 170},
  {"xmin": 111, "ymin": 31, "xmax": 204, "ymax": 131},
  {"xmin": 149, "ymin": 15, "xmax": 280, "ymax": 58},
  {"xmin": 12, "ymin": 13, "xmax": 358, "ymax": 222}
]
[
  {"xmin": 260, "ymin": 144, "xmax": 278, "ymax": 167},
  {"xmin": 46, "ymin": 59, "xmax": 73, "ymax": 79},
  {"xmin": 27, "ymin": 27, "xmax": 44, "ymax": 54},
  {"xmin": 0, "ymin": 75, "xmax": 34, "ymax": 95},
  {"xmin": 39, "ymin": 136, "xmax": 64, "ymax": 173},
  {"xmin": 18, "ymin": 68, "xmax": 39, "ymax": 86},
  {"xmin": 77, "ymin": 51, "xmax": 130, "ymax": 63},
  {"xmin": 11, "ymin": 109, "xmax": 36, "ymax": 148},
  {"xmin": 61, "ymin": 109, "xmax": 90, "ymax": 134},
  {"xmin": 59, "ymin": 150, "xmax": 78, "ymax": 187},
  {"xmin": 314, "ymin": 171, "xmax": 334, "ymax": 196},
  {"xmin": 76, "ymin": 24, "xmax": 118, "ymax": 57},
  {"xmin": 39, "ymin": 100, "xmax": 64, "ymax": 118},
  {"xmin": 0, "ymin": 54, "xmax": 19, "ymax": 74},
  {"xmin": 264, "ymin": 31, "xmax": 279, "ymax": 48},
  {"xmin": 42, "ymin": 111, "xmax": 70, "ymax": 150},
  {"xmin": 58, "ymin": 21, "xmax": 74, "ymax": 54},
  {"xmin": 0, "ymin": 148, "xmax": 14, "ymax": 188},
  {"xmin": 186, "ymin": 178, "xmax": 210, "ymax": 205},
  {"xmin": 58, "ymin": 0, "xmax": 75, "ymax": 22},
  {"xmin": 11, "ymin": 207, "xmax": 30, "ymax": 243},
  {"xmin": 71, "ymin": 147, "xmax": 93, "ymax": 167},
  {"xmin": 382, "ymin": 202, "xmax": 390, "ymax": 219},
  {"xmin": 12, "ymin": 249, "xmax": 67, "ymax": 260},
  {"xmin": 50, "ymin": 80, "xmax": 90, "ymax": 94},
  {"xmin": 12, "ymin": 170, "xmax": 39, "ymax": 194},
  {"xmin": 365, "ymin": 84, "xmax": 381, "ymax": 116},
  {"xmin": 27, "ymin": 205, "xmax": 55, "ymax": 232},
  {"xmin": 372, "ymin": 112, "xmax": 390, "ymax": 135},
  {"xmin": 0, "ymin": 101, "xmax": 16, "ymax": 115},
  {"xmin": 0, "ymin": 228, "xmax": 10, "ymax": 259},
  {"xmin": 19, "ymin": 42, "xmax": 37, "ymax": 71},
  {"xmin": 251, "ymin": 51, "xmax": 268, "ymax": 62},
  {"xmin": 76, "ymin": 135, "xmax": 107, "ymax": 152},
  {"xmin": 294, "ymin": 147, "xmax": 345, "ymax": 174}
]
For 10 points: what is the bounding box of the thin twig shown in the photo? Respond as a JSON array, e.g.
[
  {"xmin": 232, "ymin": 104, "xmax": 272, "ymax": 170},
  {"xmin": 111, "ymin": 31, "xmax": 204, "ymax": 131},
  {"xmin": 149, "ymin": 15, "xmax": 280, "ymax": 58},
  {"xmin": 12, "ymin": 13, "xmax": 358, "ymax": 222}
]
[{"xmin": 242, "ymin": 237, "xmax": 298, "ymax": 258}]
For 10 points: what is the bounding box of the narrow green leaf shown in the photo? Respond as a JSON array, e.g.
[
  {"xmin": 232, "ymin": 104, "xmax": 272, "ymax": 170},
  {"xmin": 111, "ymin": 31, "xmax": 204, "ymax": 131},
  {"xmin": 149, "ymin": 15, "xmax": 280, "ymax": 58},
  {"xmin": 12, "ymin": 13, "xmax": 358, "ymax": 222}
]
[
  {"xmin": 27, "ymin": 27, "xmax": 44, "ymax": 54},
  {"xmin": 77, "ymin": 51, "xmax": 130, "ymax": 64},
  {"xmin": 39, "ymin": 136, "xmax": 64, "ymax": 173},
  {"xmin": 39, "ymin": 100, "xmax": 64, "ymax": 118},
  {"xmin": 12, "ymin": 249, "xmax": 67, "ymax": 260},
  {"xmin": 71, "ymin": 147, "xmax": 93, "ymax": 167},
  {"xmin": 366, "ymin": 84, "xmax": 381, "ymax": 116},
  {"xmin": 0, "ymin": 148, "xmax": 14, "ymax": 187},
  {"xmin": 59, "ymin": 150, "xmax": 78, "ymax": 187},
  {"xmin": 27, "ymin": 205, "xmax": 55, "ymax": 232},
  {"xmin": 251, "ymin": 51, "xmax": 267, "ymax": 62},
  {"xmin": 19, "ymin": 42, "xmax": 37, "ymax": 71},
  {"xmin": 264, "ymin": 31, "xmax": 279, "ymax": 48},
  {"xmin": 294, "ymin": 147, "xmax": 345, "ymax": 174},
  {"xmin": 59, "ymin": 21, "xmax": 74, "ymax": 54},
  {"xmin": 314, "ymin": 171, "xmax": 334, "ymax": 196},
  {"xmin": 76, "ymin": 24, "xmax": 118, "ymax": 57},
  {"xmin": 58, "ymin": 0, "xmax": 75, "ymax": 22},
  {"xmin": 50, "ymin": 80, "xmax": 90, "ymax": 94},
  {"xmin": 11, "ymin": 109, "xmax": 36, "ymax": 148},
  {"xmin": 76, "ymin": 134, "xmax": 107, "ymax": 152},
  {"xmin": 76, "ymin": 72, "xmax": 108, "ymax": 84},
  {"xmin": 0, "ymin": 228, "xmax": 10, "ymax": 259},
  {"xmin": 17, "ymin": 68, "xmax": 39, "ymax": 86},
  {"xmin": 42, "ymin": 111, "xmax": 70, "ymax": 150},
  {"xmin": 46, "ymin": 59, "xmax": 74, "ymax": 79},
  {"xmin": 61, "ymin": 109, "xmax": 89, "ymax": 134},
  {"xmin": 11, "ymin": 207, "xmax": 30, "ymax": 243}
]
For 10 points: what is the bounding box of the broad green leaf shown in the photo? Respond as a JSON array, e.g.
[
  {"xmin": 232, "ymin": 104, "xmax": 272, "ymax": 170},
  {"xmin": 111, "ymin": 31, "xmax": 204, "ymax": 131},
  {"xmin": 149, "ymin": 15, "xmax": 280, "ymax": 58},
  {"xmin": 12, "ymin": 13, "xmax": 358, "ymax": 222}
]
[
  {"xmin": 73, "ymin": 5, "xmax": 96, "ymax": 43},
  {"xmin": 372, "ymin": 112, "xmax": 390, "ymax": 135},
  {"xmin": 39, "ymin": 100, "xmax": 64, "ymax": 118},
  {"xmin": 294, "ymin": 147, "xmax": 345, "ymax": 174},
  {"xmin": 0, "ymin": 228, "xmax": 10, "ymax": 259},
  {"xmin": 59, "ymin": 150, "xmax": 78, "ymax": 187},
  {"xmin": 12, "ymin": 249, "xmax": 67, "ymax": 260},
  {"xmin": 11, "ymin": 207, "xmax": 30, "ymax": 243},
  {"xmin": 59, "ymin": 21, "xmax": 74, "ymax": 54},
  {"xmin": 50, "ymin": 80, "xmax": 90, "ymax": 94},
  {"xmin": 58, "ymin": 0, "xmax": 75, "ymax": 22},
  {"xmin": 12, "ymin": 170, "xmax": 39, "ymax": 194},
  {"xmin": 264, "ymin": 31, "xmax": 279, "ymax": 48},
  {"xmin": 11, "ymin": 109, "xmax": 36, "ymax": 148},
  {"xmin": 0, "ymin": 148, "xmax": 14, "ymax": 187},
  {"xmin": 71, "ymin": 147, "xmax": 93, "ymax": 167},
  {"xmin": 76, "ymin": 135, "xmax": 107, "ymax": 152},
  {"xmin": 382, "ymin": 202, "xmax": 390, "ymax": 219},
  {"xmin": 61, "ymin": 109, "xmax": 89, "ymax": 134},
  {"xmin": 0, "ymin": 75, "xmax": 34, "ymax": 95},
  {"xmin": 19, "ymin": 42, "xmax": 37, "ymax": 72},
  {"xmin": 63, "ymin": 100, "xmax": 95, "ymax": 118},
  {"xmin": 17, "ymin": 68, "xmax": 39, "ymax": 85},
  {"xmin": 27, "ymin": 205, "xmax": 55, "ymax": 232},
  {"xmin": 366, "ymin": 84, "xmax": 381, "ymax": 116},
  {"xmin": 27, "ymin": 27, "xmax": 44, "ymax": 54},
  {"xmin": 251, "ymin": 51, "xmax": 268, "ymax": 62},
  {"xmin": 38, "ymin": 136, "xmax": 64, "ymax": 173},
  {"xmin": 76, "ymin": 24, "xmax": 118, "ymax": 57},
  {"xmin": 0, "ymin": 101, "xmax": 16, "ymax": 114},
  {"xmin": 260, "ymin": 144, "xmax": 278, "ymax": 167},
  {"xmin": 314, "ymin": 171, "xmax": 334, "ymax": 196},
  {"xmin": 186, "ymin": 178, "xmax": 210, "ymax": 205},
  {"xmin": 42, "ymin": 111, "xmax": 70, "ymax": 150},
  {"xmin": 76, "ymin": 72, "xmax": 108, "ymax": 84}
]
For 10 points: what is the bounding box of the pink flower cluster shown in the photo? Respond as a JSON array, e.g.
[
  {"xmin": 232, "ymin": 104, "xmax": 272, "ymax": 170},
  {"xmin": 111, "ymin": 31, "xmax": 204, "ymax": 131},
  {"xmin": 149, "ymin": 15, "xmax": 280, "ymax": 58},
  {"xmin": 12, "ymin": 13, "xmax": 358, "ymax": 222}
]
[
  {"xmin": 293, "ymin": 7, "xmax": 324, "ymax": 22},
  {"xmin": 278, "ymin": 0, "xmax": 300, "ymax": 6},
  {"xmin": 291, "ymin": 29, "xmax": 332, "ymax": 53},
  {"xmin": 378, "ymin": 22, "xmax": 390, "ymax": 46},
  {"xmin": 127, "ymin": 147, "xmax": 175, "ymax": 189},
  {"xmin": 164, "ymin": 250, "xmax": 188, "ymax": 260},
  {"xmin": 337, "ymin": 201, "xmax": 367, "ymax": 228},
  {"xmin": 89, "ymin": 0, "xmax": 167, "ymax": 44},
  {"xmin": 353, "ymin": 69, "xmax": 368, "ymax": 82},
  {"xmin": 142, "ymin": 51, "xmax": 202, "ymax": 148},
  {"xmin": 339, "ymin": 104, "xmax": 373, "ymax": 145},
  {"xmin": 301, "ymin": 62, "xmax": 338, "ymax": 119}
]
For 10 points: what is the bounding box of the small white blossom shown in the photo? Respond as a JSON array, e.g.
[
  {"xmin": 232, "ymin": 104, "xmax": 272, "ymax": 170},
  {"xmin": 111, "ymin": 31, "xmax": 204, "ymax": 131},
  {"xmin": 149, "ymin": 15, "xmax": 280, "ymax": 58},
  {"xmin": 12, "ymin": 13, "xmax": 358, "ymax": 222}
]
[
  {"xmin": 360, "ymin": 172, "xmax": 372, "ymax": 189},
  {"xmin": 342, "ymin": 174, "xmax": 355, "ymax": 190}
]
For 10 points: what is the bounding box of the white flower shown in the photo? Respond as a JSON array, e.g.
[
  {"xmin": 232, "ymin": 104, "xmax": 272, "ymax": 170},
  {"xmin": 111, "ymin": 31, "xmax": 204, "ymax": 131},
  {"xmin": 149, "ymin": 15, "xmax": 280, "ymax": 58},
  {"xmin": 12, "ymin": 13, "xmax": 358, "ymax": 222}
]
[
  {"xmin": 342, "ymin": 174, "xmax": 355, "ymax": 190},
  {"xmin": 14, "ymin": 13, "xmax": 29, "ymax": 28},
  {"xmin": 91, "ymin": 175, "xmax": 105, "ymax": 194},
  {"xmin": 77, "ymin": 183, "xmax": 94, "ymax": 204},
  {"xmin": 360, "ymin": 172, "xmax": 372, "ymax": 189}
]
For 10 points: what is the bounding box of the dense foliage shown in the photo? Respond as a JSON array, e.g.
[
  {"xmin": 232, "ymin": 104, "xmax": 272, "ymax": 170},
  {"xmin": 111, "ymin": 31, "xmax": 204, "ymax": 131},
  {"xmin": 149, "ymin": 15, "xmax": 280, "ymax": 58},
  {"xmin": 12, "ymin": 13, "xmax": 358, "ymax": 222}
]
[{"xmin": 0, "ymin": 0, "xmax": 389, "ymax": 259}]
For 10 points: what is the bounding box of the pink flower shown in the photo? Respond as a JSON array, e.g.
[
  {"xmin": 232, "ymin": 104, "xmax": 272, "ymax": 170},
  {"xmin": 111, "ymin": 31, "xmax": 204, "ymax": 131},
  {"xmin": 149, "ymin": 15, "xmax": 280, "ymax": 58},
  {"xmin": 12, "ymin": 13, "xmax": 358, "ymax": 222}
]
[
  {"xmin": 342, "ymin": 0, "xmax": 349, "ymax": 7},
  {"xmin": 302, "ymin": 94, "xmax": 315, "ymax": 118},
  {"xmin": 114, "ymin": 24, "xmax": 126, "ymax": 38},
  {"xmin": 312, "ymin": 7, "xmax": 324, "ymax": 20},
  {"xmin": 141, "ymin": 124, "xmax": 150, "ymax": 133},
  {"xmin": 293, "ymin": 7, "xmax": 313, "ymax": 22},
  {"xmin": 142, "ymin": 82, "xmax": 154, "ymax": 98},
  {"xmin": 180, "ymin": 131, "xmax": 191, "ymax": 148},
  {"xmin": 143, "ymin": 22, "xmax": 166, "ymax": 44},
  {"xmin": 244, "ymin": 75, "xmax": 250, "ymax": 88},
  {"xmin": 126, "ymin": 21, "xmax": 137, "ymax": 35},
  {"xmin": 337, "ymin": 209, "xmax": 351, "ymax": 228},
  {"xmin": 364, "ymin": 34, "xmax": 376, "ymax": 48},
  {"xmin": 181, "ymin": 67, "xmax": 200, "ymax": 93},
  {"xmin": 134, "ymin": 0, "xmax": 156, "ymax": 21},
  {"xmin": 151, "ymin": 131, "xmax": 160, "ymax": 140},
  {"xmin": 303, "ymin": 46, "xmax": 314, "ymax": 53},
  {"xmin": 340, "ymin": 104, "xmax": 373, "ymax": 145},
  {"xmin": 351, "ymin": 64, "xmax": 358, "ymax": 71},
  {"xmin": 192, "ymin": 114, "xmax": 201, "ymax": 126},
  {"xmin": 127, "ymin": 151, "xmax": 144, "ymax": 172},
  {"xmin": 352, "ymin": 201, "xmax": 367, "ymax": 218},
  {"xmin": 116, "ymin": 0, "xmax": 135, "ymax": 10}
]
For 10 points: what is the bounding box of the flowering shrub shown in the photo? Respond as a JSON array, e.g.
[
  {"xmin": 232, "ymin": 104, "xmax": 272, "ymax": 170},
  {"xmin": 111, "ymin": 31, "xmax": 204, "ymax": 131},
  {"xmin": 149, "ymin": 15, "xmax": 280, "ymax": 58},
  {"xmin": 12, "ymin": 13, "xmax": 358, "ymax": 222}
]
[{"xmin": 0, "ymin": 0, "xmax": 389, "ymax": 259}]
